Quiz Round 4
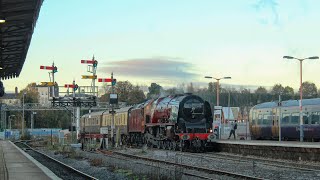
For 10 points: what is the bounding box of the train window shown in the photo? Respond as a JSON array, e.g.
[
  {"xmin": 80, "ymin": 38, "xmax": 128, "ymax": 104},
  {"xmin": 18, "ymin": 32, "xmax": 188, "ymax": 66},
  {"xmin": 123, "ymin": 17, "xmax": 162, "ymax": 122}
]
[
  {"xmin": 282, "ymin": 113, "xmax": 290, "ymax": 124},
  {"xmin": 303, "ymin": 113, "xmax": 309, "ymax": 124},
  {"xmin": 263, "ymin": 115, "xmax": 271, "ymax": 125},
  {"xmin": 310, "ymin": 112, "xmax": 320, "ymax": 124},
  {"xmin": 258, "ymin": 114, "xmax": 263, "ymax": 125},
  {"xmin": 250, "ymin": 112, "xmax": 256, "ymax": 125},
  {"xmin": 291, "ymin": 113, "xmax": 299, "ymax": 124}
]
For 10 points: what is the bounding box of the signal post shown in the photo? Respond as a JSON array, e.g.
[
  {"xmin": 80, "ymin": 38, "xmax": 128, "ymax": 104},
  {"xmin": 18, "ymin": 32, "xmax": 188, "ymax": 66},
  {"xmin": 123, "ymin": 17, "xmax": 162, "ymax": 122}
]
[
  {"xmin": 64, "ymin": 81, "xmax": 79, "ymax": 142},
  {"xmin": 81, "ymin": 56, "xmax": 98, "ymax": 97},
  {"xmin": 40, "ymin": 62, "xmax": 58, "ymax": 97},
  {"xmin": 98, "ymin": 73, "xmax": 117, "ymax": 147}
]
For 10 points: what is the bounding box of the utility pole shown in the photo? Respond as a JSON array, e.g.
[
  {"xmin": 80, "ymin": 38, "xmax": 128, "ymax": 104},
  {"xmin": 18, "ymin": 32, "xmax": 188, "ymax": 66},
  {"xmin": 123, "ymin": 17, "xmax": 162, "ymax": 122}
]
[
  {"xmin": 111, "ymin": 72, "xmax": 115, "ymax": 146},
  {"xmin": 278, "ymin": 93, "xmax": 282, "ymax": 142},
  {"xmin": 227, "ymin": 90, "xmax": 231, "ymax": 135},
  {"xmin": 22, "ymin": 92, "xmax": 25, "ymax": 137},
  {"xmin": 92, "ymin": 56, "xmax": 97, "ymax": 97},
  {"xmin": 72, "ymin": 80, "xmax": 76, "ymax": 143},
  {"xmin": 31, "ymin": 112, "xmax": 34, "ymax": 130},
  {"xmin": 52, "ymin": 62, "xmax": 55, "ymax": 97}
]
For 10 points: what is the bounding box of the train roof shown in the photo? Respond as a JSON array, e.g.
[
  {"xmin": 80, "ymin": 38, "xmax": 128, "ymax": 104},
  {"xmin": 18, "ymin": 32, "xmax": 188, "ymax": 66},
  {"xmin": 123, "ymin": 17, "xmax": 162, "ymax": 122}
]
[
  {"xmin": 81, "ymin": 106, "xmax": 132, "ymax": 118},
  {"xmin": 252, "ymin": 98, "xmax": 320, "ymax": 109}
]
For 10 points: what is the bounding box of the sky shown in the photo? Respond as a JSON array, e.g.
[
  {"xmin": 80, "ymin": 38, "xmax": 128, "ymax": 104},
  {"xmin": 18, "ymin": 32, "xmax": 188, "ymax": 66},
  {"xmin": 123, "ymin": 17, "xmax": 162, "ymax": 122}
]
[{"xmin": 4, "ymin": 0, "xmax": 320, "ymax": 93}]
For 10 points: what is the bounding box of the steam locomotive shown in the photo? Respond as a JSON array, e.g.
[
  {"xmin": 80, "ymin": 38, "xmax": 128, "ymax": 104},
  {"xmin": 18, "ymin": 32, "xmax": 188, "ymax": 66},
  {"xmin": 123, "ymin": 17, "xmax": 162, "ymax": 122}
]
[{"xmin": 80, "ymin": 94, "xmax": 215, "ymax": 152}]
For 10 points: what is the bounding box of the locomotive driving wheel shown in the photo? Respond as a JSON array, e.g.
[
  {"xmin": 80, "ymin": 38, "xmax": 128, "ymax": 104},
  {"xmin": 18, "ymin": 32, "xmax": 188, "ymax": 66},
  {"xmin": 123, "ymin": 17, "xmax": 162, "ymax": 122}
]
[
  {"xmin": 164, "ymin": 140, "xmax": 169, "ymax": 150},
  {"xmin": 157, "ymin": 140, "xmax": 163, "ymax": 149},
  {"xmin": 179, "ymin": 140, "xmax": 185, "ymax": 152},
  {"xmin": 167, "ymin": 140, "xmax": 174, "ymax": 150}
]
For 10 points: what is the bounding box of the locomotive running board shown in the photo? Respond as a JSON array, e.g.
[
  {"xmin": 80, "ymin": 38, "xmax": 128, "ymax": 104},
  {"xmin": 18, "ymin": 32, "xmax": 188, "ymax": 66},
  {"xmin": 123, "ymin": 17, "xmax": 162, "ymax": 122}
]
[{"xmin": 145, "ymin": 123, "xmax": 175, "ymax": 127}]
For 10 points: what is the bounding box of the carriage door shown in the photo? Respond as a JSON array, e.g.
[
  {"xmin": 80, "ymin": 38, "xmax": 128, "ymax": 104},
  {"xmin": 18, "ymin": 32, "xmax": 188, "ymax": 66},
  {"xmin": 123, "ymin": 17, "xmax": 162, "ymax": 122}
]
[{"xmin": 271, "ymin": 107, "xmax": 279, "ymax": 138}]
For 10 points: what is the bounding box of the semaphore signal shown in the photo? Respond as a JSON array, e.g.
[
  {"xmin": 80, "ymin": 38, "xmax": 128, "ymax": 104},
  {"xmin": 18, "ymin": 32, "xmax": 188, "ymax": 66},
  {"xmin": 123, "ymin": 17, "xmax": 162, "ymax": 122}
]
[
  {"xmin": 64, "ymin": 84, "xmax": 75, "ymax": 88},
  {"xmin": 81, "ymin": 56, "xmax": 98, "ymax": 97},
  {"xmin": 40, "ymin": 62, "xmax": 57, "ymax": 97},
  {"xmin": 40, "ymin": 66, "xmax": 54, "ymax": 70}
]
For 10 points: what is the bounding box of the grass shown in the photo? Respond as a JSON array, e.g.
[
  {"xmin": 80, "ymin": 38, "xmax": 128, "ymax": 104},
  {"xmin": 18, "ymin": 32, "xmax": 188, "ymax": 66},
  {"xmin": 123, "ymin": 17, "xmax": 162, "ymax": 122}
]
[{"xmin": 90, "ymin": 158, "xmax": 103, "ymax": 166}]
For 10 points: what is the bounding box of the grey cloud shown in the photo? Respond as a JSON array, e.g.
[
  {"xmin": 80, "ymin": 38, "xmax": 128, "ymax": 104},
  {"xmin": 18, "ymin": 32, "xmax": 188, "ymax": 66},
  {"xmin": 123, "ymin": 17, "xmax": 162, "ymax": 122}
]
[{"xmin": 99, "ymin": 57, "xmax": 199, "ymax": 81}]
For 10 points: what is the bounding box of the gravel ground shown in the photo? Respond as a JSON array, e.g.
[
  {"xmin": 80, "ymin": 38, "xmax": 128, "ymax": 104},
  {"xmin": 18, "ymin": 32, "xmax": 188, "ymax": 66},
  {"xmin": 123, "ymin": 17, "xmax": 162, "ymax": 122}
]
[
  {"xmin": 37, "ymin": 144, "xmax": 320, "ymax": 180},
  {"xmin": 26, "ymin": 150, "xmax": 88, "ymax": 180},
  {"xmin": 38, "ymin": 149, "xmax": 129, "ymax": 180},
  {"xmin": 39, "ymin": 147, "xmax": 225, "ymax": 180},
  {"xmin": 116, "ymin": 147, "xmax": 320, "ymax": 180}
]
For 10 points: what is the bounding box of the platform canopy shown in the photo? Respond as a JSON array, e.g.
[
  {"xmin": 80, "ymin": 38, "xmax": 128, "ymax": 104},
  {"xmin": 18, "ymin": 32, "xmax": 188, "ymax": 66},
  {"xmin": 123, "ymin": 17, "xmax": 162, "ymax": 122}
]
[{"xmin": 0, "ymin": 0, "xmax": 43, "ymax": 80}]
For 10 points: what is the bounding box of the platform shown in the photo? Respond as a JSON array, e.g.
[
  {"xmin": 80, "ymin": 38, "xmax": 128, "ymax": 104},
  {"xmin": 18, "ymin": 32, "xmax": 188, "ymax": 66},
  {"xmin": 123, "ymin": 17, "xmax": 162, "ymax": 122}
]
[
  {"xmin": 0, "ymin": 140, "xmax": 59, "ymax": 180},
  {"xmin": 213, "ymin": 139, "xmax": 320, "ymax": 162}
]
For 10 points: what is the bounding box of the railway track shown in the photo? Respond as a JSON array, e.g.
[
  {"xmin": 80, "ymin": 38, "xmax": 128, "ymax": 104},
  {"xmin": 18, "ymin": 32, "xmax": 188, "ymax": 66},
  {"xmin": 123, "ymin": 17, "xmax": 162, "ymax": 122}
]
[
  {"xmin": 140, "ymin": 144, "xmax": 320, "ymax": 173},
  {"xmin": 99, "ymin": 150, "xmax": 263, "ymax": 180},
  {"xmin": 14, "ymin": 141, "xmax": 97, "ymax": 180},
  {"xmin": 183, "ymin": 151, "xmax": 320, "ymax": 172}
]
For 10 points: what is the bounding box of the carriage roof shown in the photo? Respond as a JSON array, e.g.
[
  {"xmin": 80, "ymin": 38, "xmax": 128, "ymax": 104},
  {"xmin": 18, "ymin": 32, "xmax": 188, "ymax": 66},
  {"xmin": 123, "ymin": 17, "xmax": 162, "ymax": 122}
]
[
  {"xmin": 252, "ymin": 98, "xmax": 320, "ymax": 109},
  {"xmin": 81, "ymin": 106, "xmax": 133, "ymax": 118}
]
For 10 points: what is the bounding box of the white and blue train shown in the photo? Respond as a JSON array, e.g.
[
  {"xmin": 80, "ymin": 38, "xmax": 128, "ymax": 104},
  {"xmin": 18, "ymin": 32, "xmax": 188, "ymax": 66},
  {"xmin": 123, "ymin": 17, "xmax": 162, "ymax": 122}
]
[{"xmin": 249, "ymin": 98, "xmax": 320, "ymax": 141}]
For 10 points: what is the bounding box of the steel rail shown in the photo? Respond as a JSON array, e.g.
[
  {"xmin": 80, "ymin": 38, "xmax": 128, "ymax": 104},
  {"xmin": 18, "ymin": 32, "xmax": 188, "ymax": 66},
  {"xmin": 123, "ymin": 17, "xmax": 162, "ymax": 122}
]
[
  {"xmin": 178, "ymin": 151, "xmax": 320, "ymax": 172},
  {"xmin": 15, "ymin": 141, "xmax": 98, "ymax": 180},
  {"xmin": 110, "ymin": 151, "xmax": 263, "ymax": 180},
  {"xmin": 0, "ymin": 143, "xmax": 9, "ymax": 180}
]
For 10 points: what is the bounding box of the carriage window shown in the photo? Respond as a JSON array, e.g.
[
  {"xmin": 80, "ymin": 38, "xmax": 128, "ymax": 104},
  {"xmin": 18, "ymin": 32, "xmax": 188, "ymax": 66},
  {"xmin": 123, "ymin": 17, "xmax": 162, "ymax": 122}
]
[
  {"xmin": 282, "ymin": 113, "xmax": 290, "ymax": 124},
  {"xmin": 291, "ymin": 113, "xmax": 299, "ymax": 124},
  {"xmin": 303, "ymin": 113, "xmax": 309, "ymax": 124},
  {"xmin": 310, "ymin": 112, "xmax": 320, "ymax": 124},
  {"xmin": 263, "ymin": 115, "xmax": 271, "ymax": 125},
  {"xmin": 258, "ymin": 114, "xmax": 263, "ymax": 125},
  {"xmin": 251, "ymin": 112, "xmax": 256, "ymax": 125}
]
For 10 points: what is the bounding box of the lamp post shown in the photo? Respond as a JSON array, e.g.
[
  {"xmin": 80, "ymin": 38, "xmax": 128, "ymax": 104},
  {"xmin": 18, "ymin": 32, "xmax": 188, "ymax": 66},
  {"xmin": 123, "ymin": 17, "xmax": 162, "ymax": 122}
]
[
  {"xmin": 283, "ymin": 56, "xmax": 319, "ymax": 142},
  {"xmin": 22, "ymin": 92, "xmax": 26, "ymax": 137},
  {"xmin": 205, "ymin": 76, "xmax": 231, "ymax": 138},
  {"xmin": 9, "ymin": 115, "xmax": 15, "ymax": 130}
]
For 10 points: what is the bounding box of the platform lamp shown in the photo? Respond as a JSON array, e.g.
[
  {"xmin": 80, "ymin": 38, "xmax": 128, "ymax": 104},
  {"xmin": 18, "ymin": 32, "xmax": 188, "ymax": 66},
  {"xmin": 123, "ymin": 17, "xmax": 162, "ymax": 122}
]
[
  {"xmin": 0, "ymin": 14, "xmax": 5, "ymax": 23},
  {"xmin": 283, "ymin": 55, "xmax": 319, "ymax": 142},
  {"xmin": 204, "ymin": 76, "xmax": 231, "ymax": 138}
]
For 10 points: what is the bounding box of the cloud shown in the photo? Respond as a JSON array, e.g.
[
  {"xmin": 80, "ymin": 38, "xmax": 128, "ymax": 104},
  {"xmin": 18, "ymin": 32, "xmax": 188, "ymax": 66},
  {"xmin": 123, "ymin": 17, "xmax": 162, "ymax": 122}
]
[
  {"xmin": 253, "ymin": 0, "xmax": 279, "ymax": 25},
  {"xmin": 99, "ymin": 57, "xmax": 199, "ymax": 82}
]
